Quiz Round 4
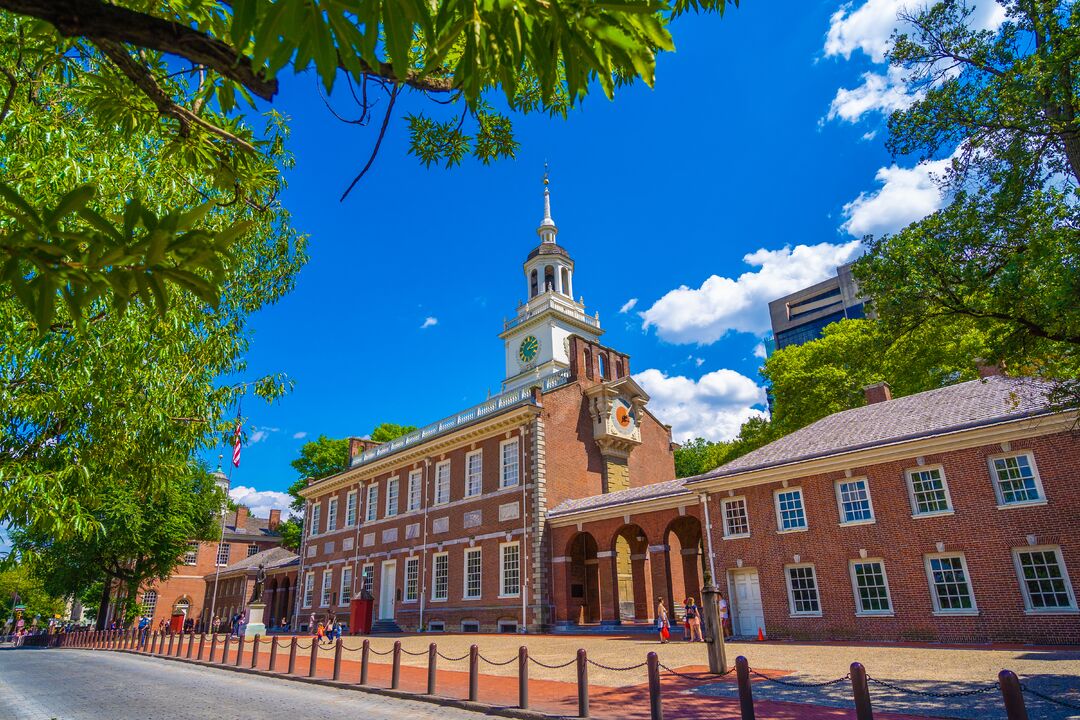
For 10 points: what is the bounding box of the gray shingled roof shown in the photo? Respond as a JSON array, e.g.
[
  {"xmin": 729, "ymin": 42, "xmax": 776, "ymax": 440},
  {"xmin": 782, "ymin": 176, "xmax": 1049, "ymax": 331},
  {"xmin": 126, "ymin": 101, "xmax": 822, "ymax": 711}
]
[
  {"xmin": 548, "ymin": 477, "xmax": 690, "ymax": 518},
  {"xmin": 213, "ymin": 546, "xmax": 298, "ymax": 577},
  {"xmin": 222, "ymin": 514, "xmax": 282, "ymax": 539},
  {"xmin": 694, "ymin": 376, "xmax": 1055, "ymax": 481}
]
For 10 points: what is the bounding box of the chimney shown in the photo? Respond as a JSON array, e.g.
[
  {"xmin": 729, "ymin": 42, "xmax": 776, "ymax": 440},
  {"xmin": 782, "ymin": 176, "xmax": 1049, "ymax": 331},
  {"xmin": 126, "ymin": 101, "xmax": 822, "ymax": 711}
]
[
  {"xmin": 268, "ymin": 508, "xmax": 281, "ymax": 531},
  {"xmin": 235, "ymin": 505, "xmax": 248, "ymax": 530},
  {"xmin": 863, "ymin": 381, "xmax": 892, "ymax": 404},
  {"xmin": 975, "ymin": 358, "xmax": 1005, "ymax": 378},
  {"xmin": 348, "ymin": 437, "xmax": 383, "ymax": 463}
]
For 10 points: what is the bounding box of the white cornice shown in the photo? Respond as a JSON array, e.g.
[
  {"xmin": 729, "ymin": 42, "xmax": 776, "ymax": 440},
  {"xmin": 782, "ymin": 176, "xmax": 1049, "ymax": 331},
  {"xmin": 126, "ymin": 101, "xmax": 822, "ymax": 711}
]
[{"xmin": 548, "ymin": 491, "xmax": 693, "ymax": 527}]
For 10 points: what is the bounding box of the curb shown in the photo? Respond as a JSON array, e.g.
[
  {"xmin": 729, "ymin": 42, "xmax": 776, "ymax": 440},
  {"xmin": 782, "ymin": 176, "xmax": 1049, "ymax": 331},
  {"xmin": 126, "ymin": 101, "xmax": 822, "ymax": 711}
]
[{"xmin": 85, "ymin": 648, "xmax": 566, "ymax": 720}]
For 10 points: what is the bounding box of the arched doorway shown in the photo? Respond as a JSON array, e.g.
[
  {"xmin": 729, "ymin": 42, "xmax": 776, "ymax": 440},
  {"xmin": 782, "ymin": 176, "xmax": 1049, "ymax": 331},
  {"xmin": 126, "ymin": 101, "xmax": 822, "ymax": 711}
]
[
  {"xmin": 611, "ymin": 525, "xmax": 650, "ymax": 622},
  {"xmin": 566, "ymin": 532, "xmax": 600, "ymax": 623},
  {"xmin": 665, "ymin": 516, "xmax": 706, "ymax": 618}
]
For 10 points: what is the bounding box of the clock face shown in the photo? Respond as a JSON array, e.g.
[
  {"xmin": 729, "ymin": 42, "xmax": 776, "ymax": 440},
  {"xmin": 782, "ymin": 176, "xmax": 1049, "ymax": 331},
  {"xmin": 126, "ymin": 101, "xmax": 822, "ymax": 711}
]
[
  {"xmin": 612, "ymin": 397, "xmax": 637, "ymax": 436},
  {"xmin": 518, "ymin": 335, "xmax": 540, "ymax": 363}
]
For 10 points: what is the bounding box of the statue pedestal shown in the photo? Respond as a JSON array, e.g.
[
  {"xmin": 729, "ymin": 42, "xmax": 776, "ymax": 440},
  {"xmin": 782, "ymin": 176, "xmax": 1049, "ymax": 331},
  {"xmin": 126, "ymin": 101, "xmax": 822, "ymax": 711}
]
[{"xmin": 244, "ymin": 603, "xmax": 266, "ymax": 638}]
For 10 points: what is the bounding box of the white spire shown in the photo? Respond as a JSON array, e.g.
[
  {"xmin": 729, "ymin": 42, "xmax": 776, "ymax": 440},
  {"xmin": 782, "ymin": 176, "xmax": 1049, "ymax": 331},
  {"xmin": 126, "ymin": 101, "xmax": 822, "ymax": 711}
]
[{"xmin": 538, "ymin": 163, "xmax": 557, "ymax": 242}]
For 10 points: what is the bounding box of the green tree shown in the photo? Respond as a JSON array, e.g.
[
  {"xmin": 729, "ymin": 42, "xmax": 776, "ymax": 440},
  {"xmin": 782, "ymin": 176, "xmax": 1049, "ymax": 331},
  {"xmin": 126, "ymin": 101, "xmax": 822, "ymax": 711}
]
[
  {"xmin": 855, "ymin": 0, "xmax": 1080, "ymax": 407},
  {"xmin": 0, "ymin": 563, "xmax": 66, "ymax": 624},
  {"xmin": 370, "ymin": 423, "xmax": 418, "ymax": 443},
  {"xmin": 674, "ymin": 438, "xmax": 734, "ymax": 478}
]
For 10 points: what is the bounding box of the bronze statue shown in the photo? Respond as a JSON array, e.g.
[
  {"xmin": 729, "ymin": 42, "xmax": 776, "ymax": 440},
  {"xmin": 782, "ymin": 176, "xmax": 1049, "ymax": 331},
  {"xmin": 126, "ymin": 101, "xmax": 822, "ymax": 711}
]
[{"xmin": 250, "ymin": 563, "xmax": 266, "ymax": 603}]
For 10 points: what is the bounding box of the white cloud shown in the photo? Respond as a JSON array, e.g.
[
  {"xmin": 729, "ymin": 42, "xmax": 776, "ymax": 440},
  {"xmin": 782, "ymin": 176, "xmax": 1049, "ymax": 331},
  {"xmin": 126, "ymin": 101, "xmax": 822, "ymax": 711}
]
[
  {"xmin": 420, "ymin": 316, "xmax": 438, "ymax": 329},
  {"xmin": 635, "ymin": 368, "xmax": 767, "ymax": 442},
  {"xmin": 619, "ymin": 298, "xmax": 638, "ymax": 314},
  {"xmin": 842, "ymin": 155, "xmax": 953, "ymax": 236},
  {"xmin": 229, "ymin": 485, "xmax": 295, "ymax": 520},
  {"xmin": 828, "ymin": 66, "xmax": 920, "ymax": 123},
  {"xmin": 292, "ymin": 431, "xmax": 308, "ymax": 439},
  {"xmin": 695, "ymin": 357, "xmax": 705, "ymax": 367},
  {"xmin": 249, "ymin": 430, "xmax": 269, "ymax": 444},
  {"xmin": 753, "ymin": 343, "xmax": 768, "ymax": 359},
  {"xmin": 639, "ymin": 241, "xmax": 862, "ymax": 344}
]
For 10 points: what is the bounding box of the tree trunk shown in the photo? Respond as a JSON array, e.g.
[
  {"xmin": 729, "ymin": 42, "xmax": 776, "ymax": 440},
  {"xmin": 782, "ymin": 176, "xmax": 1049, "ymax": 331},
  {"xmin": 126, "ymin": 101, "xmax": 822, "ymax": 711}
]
[{"xmin": 95, "ymin": 580, "xmax": 111, "ymax": 631}]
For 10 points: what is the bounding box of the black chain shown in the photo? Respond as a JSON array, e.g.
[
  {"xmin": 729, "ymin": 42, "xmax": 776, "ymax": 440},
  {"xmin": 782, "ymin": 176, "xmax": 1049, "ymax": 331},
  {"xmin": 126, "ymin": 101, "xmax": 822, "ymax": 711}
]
[
  {"xmin": 586, "ymin": 658, "xmax": 648, "ymax": 672},
  {"xmin": 479, "ymin": 654, "xmax": 518, "ymax": 666},
  {"xmin": 340, "ymin": 643, "xmax": 364, "ymax": 652},
  {"xmin": 294, "ymin": 640, "xmax": 313, "ymax": 650},
  {"xmin": 528, "ymin": 656, "xmax": 578, "ymax": 669},
  {"xmin": 750, "ymin": 669, "xmax": 850, "ymax": 688},
  {"xmin": 437, "ymin": 651, "xmax": 472, "ymax": 662},
  {"xmin": 368, "ymin": 645, "xmax": 395, "ymax": 656},
  {"xmin": 867, "ymin": 676, "xmax": 999, "ymax": 698},
  {"xmin": 400, "ymin": 647, "xmax": 428, "ymax": 657},
  {"xmin": 658, "ymin": 662, "xmax": 734, "ymax": 681},
  {"xmin": 1022, "ymin": 684, "xmax": 1080, "ymax": 710}
]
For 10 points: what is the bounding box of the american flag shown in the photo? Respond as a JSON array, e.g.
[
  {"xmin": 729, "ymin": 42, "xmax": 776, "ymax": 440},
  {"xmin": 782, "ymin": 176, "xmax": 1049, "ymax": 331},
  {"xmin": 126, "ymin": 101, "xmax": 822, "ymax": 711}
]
[{"xmin": 231, "ymin": 419, "xmax": 242, "ymax": 467}]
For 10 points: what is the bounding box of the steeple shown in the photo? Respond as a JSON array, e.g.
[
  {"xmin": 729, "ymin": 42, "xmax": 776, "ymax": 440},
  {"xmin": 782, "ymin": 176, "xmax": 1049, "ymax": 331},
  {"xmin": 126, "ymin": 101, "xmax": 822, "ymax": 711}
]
[{"xmin": 538, "ymin": 165, "xmax": 557, "ymax": 243}]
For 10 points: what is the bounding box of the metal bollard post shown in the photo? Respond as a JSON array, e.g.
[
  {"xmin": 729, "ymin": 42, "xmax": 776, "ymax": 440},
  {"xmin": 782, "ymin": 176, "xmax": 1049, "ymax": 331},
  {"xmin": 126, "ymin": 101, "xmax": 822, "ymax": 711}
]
[
  {"xmin": 577, "ymin": 649, "xmax": 589, "ymax": 718},
  {"xmin": 519, "ymin": 646, "xmax": 529, "ymax": 709},
  {"xmin": 235, "ymin": 635, "xmax": 245, "ymax": 667},
  {"xmin": 469, "ymin": 645, "xmax": 479, "ymax": 702},
  {"xmin": 850, "ymin": 662, "xmax": 873, "ymax": 720},
  {"xmin": 197, "ymin": 633, "xmax": 206, "ymax": 661},
  {"xmin": 309, "ymin": 637, "xmax": 320, "ymax": 677},
  {"xmin": 736, "ymin": 656, "xmax": 755, "ymax": 720},
  {"xmin": 999, "ymin": 670, "xmax": 1028, "ymax": 720},
  {"xmin": 647, "ymin": 651, "xmax": 663, "ymax": 720},
  {"xmin": 333, "ymin": 638, "xmax": 343, "ymax": 681},
  {"xmin": 251, "ymin": 634, "xmax": 261, "ymax": 669},
  {"xmin": 287, "ymin": 637, "xmax": 298, "ymax": 674},
  {"xmin": 176, "ymin": 630, "xmax": 185, "ymax": 657},
  {"xmin": 268, "ymin": 637, "xmax": 279, "ymax": 672},
  {"xmin": 360, "ymin": 639, "xmax": 370, "ymax": 685},
  {"xmin": 427, "ymin": 643, "xmax": 438, "ymax": 695},
  {"xmin": 391, "ymin": 641, "xmax": 401, "ymax": 689},
  {"xmin": 186, "ymin": 631, "xmax": 195, "ymax": 659},
  {"xmin": 221, "ymin": 634, "xmax": 231, "ymax": 664},
  {"xmin": 166, "ymin": 632, "xmax": 174, "ymax": 656},
  {"xmin": 209, "ymin": 633, "xmax": 218, "ymax": 663}
]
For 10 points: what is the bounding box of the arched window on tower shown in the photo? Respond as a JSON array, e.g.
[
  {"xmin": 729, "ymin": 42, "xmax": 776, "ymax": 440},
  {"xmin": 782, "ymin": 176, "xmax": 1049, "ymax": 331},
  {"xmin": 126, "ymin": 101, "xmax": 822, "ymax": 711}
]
[
  {"xmin": 544, "ymin": 265, "xmax": 555, "ymax": 292},
  {"xmin": 615, "ymin": 358, "xmax": 625, "ymax": 379},
  {"xmin": 584, "ymin": 348, "xmax": 594, "ymax": 380},
  {"xmin": 560, "ymin": 267, "xmax": 570, "ymax": 296},
  {"xmin": 598, "ymin": 354, "xmax": 607, "ymax": 380},
  {"xmin": 530, "ymin": 269, "xmax": 539, "ymax": 297}
]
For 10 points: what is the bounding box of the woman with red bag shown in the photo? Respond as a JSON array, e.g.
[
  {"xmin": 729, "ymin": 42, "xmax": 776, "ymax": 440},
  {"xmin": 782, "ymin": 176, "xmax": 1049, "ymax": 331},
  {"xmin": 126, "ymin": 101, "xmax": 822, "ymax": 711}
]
[{"xmin": 656, "ymin": 599, "xmax": 670, "ymax": 644}]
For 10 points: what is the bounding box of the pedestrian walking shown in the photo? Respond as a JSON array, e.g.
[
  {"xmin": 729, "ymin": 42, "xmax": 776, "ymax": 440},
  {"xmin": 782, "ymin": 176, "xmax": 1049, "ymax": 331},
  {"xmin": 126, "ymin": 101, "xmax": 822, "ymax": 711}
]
[
  {"xmin": 718, "ymin": 592, "xmax": 731, "ymax": 639},
  {"xmin": 656, "ymin": 598, "xmax": 670, "ymax": 643},
  {"xmin": 684, "ymin": 597, "xmax": 704, "ymax": 642}
]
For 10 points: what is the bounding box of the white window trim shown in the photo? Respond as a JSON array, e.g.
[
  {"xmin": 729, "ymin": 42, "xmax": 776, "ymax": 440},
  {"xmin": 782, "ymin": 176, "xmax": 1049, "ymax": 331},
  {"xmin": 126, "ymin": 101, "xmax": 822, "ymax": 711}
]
[
  {"xmin": 773, "ymin": 487, "xmax": 808, "ymax": 534},
  {"xmin": 463, "ymin": 547, "xmax": 483, "ymax": 600},
  {"xmin": 407, "ymin": 470, "xmax": 422, "ymax": 512},
  {"xmin": 404, "ymin": 556, "xmax": 420, "ymax": 603},
  {"xmin": 989, "ymin": 451, "xmax": 1048, "ymax": 509},
  {"xmin": 320, "ymin": 570, "xmax": 333, "ymax": 607},
  {"xmin": 500, "ymin": 438, "xmax": 520, "ymax": 489},
  {"xmin": 302, "ymin": 571, "xmax": 314, "ymax": 608},
  {"xmin": 720, "ymin": 496, "xmax": 750, "ymax": 539},
  {"xmin": 386, "ymin": 476, "xmax": 399, "ymax": 518},
  {"xmin": 465, "ymin": 450, "xmax": 484, "ymax": 498},
  {"xmin": 434, "ymin": 460, "xmax": 451, "ymax": 506},
  {"xmin": 905, "ymin": 465, "xmax": 955, "ymax": 518},
  {"xmin": 339, "ymin": 566, "xmax": 353, "ymax": 606},
  {"xmin": 849, "ymin": 558, "xmax": 894, "ymax": 617},
  {"xmin": 310, "ymin": 502, "xmax": 322, "ymax": 537},
  {"xmin": 345, "ymin": 490, "xmax": 358, "ymax": 527},
  {"xmin": 432, "ymin": 551, "xmax": 449, "ymax": 602},
  {"xmin": 499, "ymin": 541, "xmax": 521, "ymax": 599},
  {"xmin": 784, "ymin": 563, "xmax": 823, "ymax": 618},
  {"xmin": 924, "ymin": 552, "xmax": 978, "ymax": 616},
  {"xmin": 834, "ymin": 477, "xmax": 876, "ymax": 527},
  {"xmin": 365, "ymin": 484, "xmax": 379, "ymax": 522},
  {"xmin": 327, "ymin": 497, "xmax": 338, "ymax": 532},
  {"xmin": 360, "ymin": 563, "xmax": 375, "ymax": 597},
  {"xmin": 1012, "ymin": 545, "xmax": 1078, "ymax": 614}
]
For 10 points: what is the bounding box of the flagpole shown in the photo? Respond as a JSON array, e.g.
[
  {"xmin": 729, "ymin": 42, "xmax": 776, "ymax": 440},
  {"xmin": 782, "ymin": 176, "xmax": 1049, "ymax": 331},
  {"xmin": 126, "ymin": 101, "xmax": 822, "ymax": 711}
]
[{"xmin": 208, "ymin": 400, "xmax": 243, "ymax": 633}]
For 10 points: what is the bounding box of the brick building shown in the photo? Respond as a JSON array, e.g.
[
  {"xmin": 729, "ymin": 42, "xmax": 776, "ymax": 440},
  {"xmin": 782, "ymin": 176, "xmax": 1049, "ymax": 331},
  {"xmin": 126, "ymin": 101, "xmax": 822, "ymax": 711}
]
[
  {"xmin": 138, "ymin": 473, "xmax": 285, "ymax": 631},
  {"xmin": 198, "ymin": 546, "xmax": 298, "ymax": 631}
]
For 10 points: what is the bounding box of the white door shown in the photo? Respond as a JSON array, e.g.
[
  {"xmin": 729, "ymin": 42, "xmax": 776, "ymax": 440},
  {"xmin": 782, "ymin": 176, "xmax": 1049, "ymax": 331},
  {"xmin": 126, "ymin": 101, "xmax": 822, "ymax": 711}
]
[
  {"xmin": 730, "ymin": 569, "xmax": 765, "ymax": 637},
  {"xmin": 379, "ymin": 561, "xmax": 397, "ymax": 620}
]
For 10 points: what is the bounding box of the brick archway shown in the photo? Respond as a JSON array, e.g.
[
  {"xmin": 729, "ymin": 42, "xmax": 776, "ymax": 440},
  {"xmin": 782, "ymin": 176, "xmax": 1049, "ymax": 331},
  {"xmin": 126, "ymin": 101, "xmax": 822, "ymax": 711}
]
[
  {"xmin": 664, "ymin": 515, "xmax": 705, "ymax": 616},
  {"xmin": 564, "ymin": 532, "xmax": 601, "ymax": 623},
  {"xmin": 610, "ymin": 524, "xmax": 652, "ymax": 622}
]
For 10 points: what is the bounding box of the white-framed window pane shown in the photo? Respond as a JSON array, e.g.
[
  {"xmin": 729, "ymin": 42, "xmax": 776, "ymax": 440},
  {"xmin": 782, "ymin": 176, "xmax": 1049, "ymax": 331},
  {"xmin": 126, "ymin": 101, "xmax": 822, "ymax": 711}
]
[
  {"xmin": 321, "ymin": 571, "xmax": 333, "ymax": 606},
  {"xmin": 465, "ymin": 548, "xmax": 482, "ymax": 599},
  {"xmin": 852, "ymin": 561, "xmax": 891, "ymax": 613},
  {"xmin": 787, "ymin": 566, "xmax": 820, "ymax": 615},
  {"xmin": 311, "ymin": 504, "xmax": 321, "ymax": 536},
  {"xmin": 405, "ymin": 558, "xmax": 419, "ymax": 601},
  {"xmin": 366, "ymin": 485, "xmax": 378, "ymax": 522},
  {"xmin": 435, "ymin": 462, "xmax": 450, "ymax": 505},
  {"xmin": 501, "ymin": 439, "xmax": 519, "ymax": 488},
  {"xmin": 909, "ymin": 469, "xmax": 951, "ymax": 515},
  {"xmin": 247, "ymin": 543, "xmax": 260, "ymax": 557},
  {"xmin": 216, "ymin": 542, "xmax": 230, "ymax": 566},
  {"xmin": 346, "ymin": 492, "xmax": 357, "ymax": 526},
  {"xmin": 1017, "ymin": 549, "xmax": 1075, "ymax": 610},
  {"xmin": 408, "ymin": 471, "xmax": 422, "ymax": 511},
  {"xmin": 303, "ymin": 573, "xmax": 314, "ymax": 607},
  {"xmin": 722, "ymin": 498, "xmax": 749, "ymax": 537},
  {"xmin": 433, "ymin": 554, "xmax": 449, "ymax": 600},
  {"xmin": 927, "ymin": 555, "xmax": 974, "ymax": 611},
  {"xmin": 361, "ymin": 565, "xmax": 374, "ymax": 596},
  {"xmin": 184, "ymin": 542, "xmax": 199, "ymax": 565},
  {"xmin": 340, "ymin": 566, "xmax": 353, "ymax": 605},
  {"xmin": 466, "ymin": 452, "xmax": 483, "ymax": 497},
  {"xmin": 501, "ymin": 543, "xmax": 520, "ymax": 597},
  {"xmin": 776, "ymin": 489, "xmax": 807, "ymax": 530},
  {"xmin": 386, "ymin": 478, "xmax": 399, "ymax": 517},
  {"xmin": 838, "ymin": 479, "xmax": 873, "ymax": 523},
  {"xmin": 141, "ymin": 590, "xmax": 158, "ymax": 616},
  {"xmin": 993, "ymin": 455, "xmax": 1041, "ymax": 504},
  {"xmin": 327, "ymin": 498, "xmax": 338, "ymax": 531}
]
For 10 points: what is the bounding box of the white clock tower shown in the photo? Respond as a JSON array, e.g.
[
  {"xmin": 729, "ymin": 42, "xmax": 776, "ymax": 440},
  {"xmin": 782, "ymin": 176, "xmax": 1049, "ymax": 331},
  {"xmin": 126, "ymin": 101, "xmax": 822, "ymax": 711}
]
[{"xmin": 500, "ymin": 175, "xmax": 602, "ymax": 391}]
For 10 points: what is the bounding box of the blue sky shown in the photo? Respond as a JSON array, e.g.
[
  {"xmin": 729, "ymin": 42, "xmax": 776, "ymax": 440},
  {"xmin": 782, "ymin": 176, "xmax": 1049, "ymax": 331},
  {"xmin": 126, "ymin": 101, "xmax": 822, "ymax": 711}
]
[{"xmin": 217, "ymin": 0, "xmax": 1004, "ymax": 517}]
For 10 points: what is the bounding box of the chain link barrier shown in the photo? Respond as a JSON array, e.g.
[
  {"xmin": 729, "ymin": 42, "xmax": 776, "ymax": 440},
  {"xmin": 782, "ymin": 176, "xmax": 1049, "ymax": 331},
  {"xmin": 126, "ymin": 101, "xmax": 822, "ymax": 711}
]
[
  {"xmin": 750, "ymin": 668, "xmax": 851, "ymax": 688},
  {"xmin": 867, "ymin": 675, "xmax": 999, "ymax": 698},
  {"xmin": 437, "ymin": 651, "xmax": 471, "ymax": 662},
  {"xmin": 586, "ymin": 658, "xmax": 648, "ymax": 672},
  {"xmin": 340, "ymin": 643, "xmax": 365, "ymax": 652},
  {"xmin": 1021, "ymin": 684, "xmax": 1080, "ymax": 710},
  {"xmin": 528, "ymin": 655, "xmax": 578, "ymax": 670},
  {"xmin": 294, "ymin": 640, "xmax": 313, "ymax": 650},
  {"xmin": 658, "ymin": 662, "xmax": 734, "ymax": 682},
  {"xmin": 368, "ymin": 645, "xmax": 395, "ymax": 656},
  {"xmin": 479, "ymin": 653, "xmax": 518, "ymax": 666},
  {"xmin": 400, "ymin": 646, "xmax": 428, "ymax": 657}
]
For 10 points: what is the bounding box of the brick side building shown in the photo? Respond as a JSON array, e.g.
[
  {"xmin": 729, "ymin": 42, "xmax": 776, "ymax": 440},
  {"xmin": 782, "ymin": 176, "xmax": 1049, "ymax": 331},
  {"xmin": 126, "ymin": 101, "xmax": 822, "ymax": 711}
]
[{"xmin": 199, "ymin": 546, "xmax": 298, "ymax": 631}]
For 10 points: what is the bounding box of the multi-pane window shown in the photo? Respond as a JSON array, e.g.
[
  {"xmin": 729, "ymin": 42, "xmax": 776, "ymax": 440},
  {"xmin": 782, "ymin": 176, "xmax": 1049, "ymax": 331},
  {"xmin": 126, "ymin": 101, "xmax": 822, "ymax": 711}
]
[
  {"xmin": 433, "ymin": 553, "xmax": 449, "ymax": 601},
  {"xmin": 184, "ymin": 542, "xmax": 199, "ymax": 565},
  {"xmin": 216, "ymin": 542, "xmax": 230, "ymax": 566},
  {"xmin": 247, "ymin": 543, "xmax": 260, "ymax": 557},
  {"xmin": 907, "ymin": 467, "xmax": 952, "ymax": 516},
  {"xmin": 405, "ymin": 557, "xmax": 419, "ymax": 602},
  {"xmin": 925, "ymin": 554, "xmax": 975, "ymax": 613},
  {"xmin": 501, "ymin": 439, "xmax": 520, "ymax": 488},
  {"xmin": 1014, "ymin": 547, "xmax": 1076, "ymax": 611},
  {"xmin": 365, "ymin": 484, "xmax": 378, "ymax": 522},
  {"xmin": 141, "ymin": 590, "xmax": 158, "ymax": 616},
  {"xmin": 501, "ymin": 542, "xmax": 521, "ymax": 597},
  {"xmin": 407, "ymin": 470, "xmax": 422, "ymax": 511},
  {"xmin": 851, "ymin": 560, "xmax": 892, "ymax": 614},
  {"xmin": 775, "ymin": 488, "xmax": 807, "ymax": 531},
  {"xmin": 345, "ymin": 491, "xmax": 357, "ymax": 526},
  {"xmin": 361, "ymin": 565, "xmax": 374, "ymax": 596},
  {"xmin": 327, "ymin": 497, "xmax": 338, "ymax": 531},
  {"xmin": 340, "ymin": 566, "xmax": 353, "ymax": 605},
  {"xmin": 435, "ymin": 461, "xmax": 451, "ymax": 505},
  {"xmin": 722, "ymin": 497, "xmax": 750, "ymax": 538},
  {"xmin": 837, "ymin": 479, "xmax": 874, "ymax": 524},
  {"xmin": 464, "ymin": 548, "xmax": 482, "ymax": 599},
  {"xmin": 990, "ymin": 453, "xmax": 1043, "ymax": 506},
  {"xmin": 386, "ymin": 477, "xmax": 399, "ymax": 517},
  {"xmin": 303, "ymin": 572, "xmax": 314, "ymax": 607},
  {"xmin": 786, "ymin": 565, "xmax": 821, "ymax": 616},
  {"xmin": 320, "ymin": 570, "xmax": 333, "ymax": 606},
  {"xmin": 466, "ymin": 451, "xmax": 483, "ymax": 497},
  {"xmin": 311, "ymin": 503, "xmax": 321, "ymax": 536}
]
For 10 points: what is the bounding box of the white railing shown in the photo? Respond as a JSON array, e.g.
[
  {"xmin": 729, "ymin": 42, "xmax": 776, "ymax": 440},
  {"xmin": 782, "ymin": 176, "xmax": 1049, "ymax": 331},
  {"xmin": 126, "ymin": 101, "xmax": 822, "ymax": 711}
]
[
  {"xmin": 503, "ymin": 296, "xmax": 600, "ymax": 332},
  {"xmin": 350, "ymin": 369, "xmax": 573, "ymax": 468}
]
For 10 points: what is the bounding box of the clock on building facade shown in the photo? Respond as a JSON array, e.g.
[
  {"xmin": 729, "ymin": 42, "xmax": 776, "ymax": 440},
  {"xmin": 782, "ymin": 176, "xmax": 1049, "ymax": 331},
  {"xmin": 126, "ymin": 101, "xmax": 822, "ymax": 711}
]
[{"xmin": 518, "ymin": 335, "xmax": 540, "ymax": 364}]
